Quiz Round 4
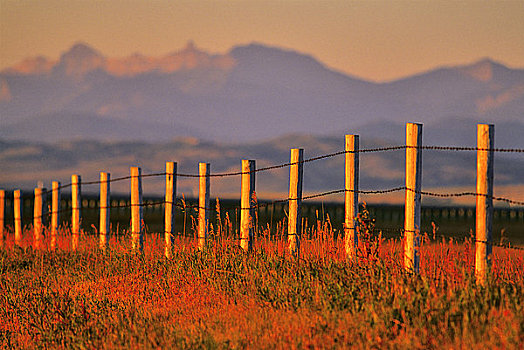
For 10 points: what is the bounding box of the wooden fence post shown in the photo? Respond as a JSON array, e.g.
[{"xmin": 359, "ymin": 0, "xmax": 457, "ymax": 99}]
[
  {"xmin": 345, "ymin": 135, "xmax": 359, "ymax": 260},
  {"xmin": 99, "ymin": 172, "xmax": 110, "ymax": 250},
  {"xmin": 131, "ymin": 167, "xmax": 143, "ymax": 252},
  {"xmin": 198, "ymin": 163, "xmax": 210, "ymax": 250},
  {"xmin": 288, "ymin": 148, "xmax": 304, "ymax": 257},
  {"xmin": 165, "ymin": 162, "xmax": 177, "ymax": 258},
  {"xmin": 71, "ymin": 175, "xmax": 81, "ymax": 250},
  {"xmin": 404, "ymin": 123, "xmax": 422, "ymax": 273},
  {"xmin": 33, "ymin": 187, "xmax": 45, "ymax": 248},
  {"xmin": 0, "ymin": 190, "xmax": 4, "ymax": 246},
  {"xmin": 240, "ymin": 160, "xmax": 256, "ymax": 252},
  {"xmin": 50, "ymin": 181, "xmax": 60, "ymax": 250},
  {"xmin": 14, "ymin": 190, "xmax": 22, "ymax": 246},
  {"xmin": 476, "ymin": 124, "xmax": 494, "ymax": 284}
]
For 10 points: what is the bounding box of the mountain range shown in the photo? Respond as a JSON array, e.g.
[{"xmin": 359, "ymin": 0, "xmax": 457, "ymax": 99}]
[{"xmin": 1, "ymin": 41, "xmax": 524, "ymax": 146}]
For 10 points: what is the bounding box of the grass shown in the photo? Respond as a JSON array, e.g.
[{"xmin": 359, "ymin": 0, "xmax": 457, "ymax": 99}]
[{"xmin": 1, "ymin": 210, "xmax": 523, "ymax": 349}]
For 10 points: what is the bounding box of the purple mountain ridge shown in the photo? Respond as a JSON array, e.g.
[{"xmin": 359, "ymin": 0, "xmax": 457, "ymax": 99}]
[{"xmin": 1, "ymin": 42, "xmax": 523, "ymax": 146}]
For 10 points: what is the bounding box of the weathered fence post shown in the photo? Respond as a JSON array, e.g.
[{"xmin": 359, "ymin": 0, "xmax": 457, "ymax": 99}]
[
  {"xmin": 99, "ymin": 172, "xmax": 110, "ymax": 250},
  {"xmin": 165, "ymin": 162, "xmax": 177, "ymax": 258},
  {"xmin": 71, "ymin": 174, "xmax": 81, "ymax": 250},
  {"xmin": 240, "ymin": 159, "xmax": 256, "ymax": 252},
  {"xmin": 288, "ymin": 148, "xmax": 304, "ymax": 257},
  {"xmin": 404, "ymin": 123, "xmax": 422, "ymax": 273},
  {"xmin": 345, "ymin": 135, "xmax": 359, "ymax": 260},
  {"xmin": 33, "ymin": 187, "xmax": 45, "ymax": 248},
  {"xmin": 0, "ymin": 190, "xmax": 4, "ymax": 246},
  {"xmin": 50, "ymin": 181, "xmax": 60, "ymax": 250},
  {"xmin": 198, "ymin": 163, "xmax": 210, "ymax": 250},
  {"xmin": 14, "ymin": 190, "xmax": 22, "ymax": 246},
  {"xmin": 476, "ymin": 124, "xmax": 494, "ymax": 285},
  {"xmin": 131, "ymin": 167, "xmax": 143, "ymax": 252}
]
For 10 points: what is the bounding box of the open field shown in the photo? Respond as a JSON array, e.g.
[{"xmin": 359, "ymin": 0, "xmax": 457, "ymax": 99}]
[
  {"xmin": 1, "ymin": 215, "xmax": 523, "ymax": 349},
  {"xmin": 3, "ymin": 194, "xmax": 524, "ymax": 245}
]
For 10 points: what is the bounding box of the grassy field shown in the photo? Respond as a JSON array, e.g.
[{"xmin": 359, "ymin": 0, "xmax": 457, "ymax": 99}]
[{"xmin": 1, "ymin": 211, "xmax": 523, "ymax": 349}]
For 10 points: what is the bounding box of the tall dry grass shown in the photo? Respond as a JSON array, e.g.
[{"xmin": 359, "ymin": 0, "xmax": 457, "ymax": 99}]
[{"xmin": 1, "ymin": 207, "xmax": 523, "ymax": 348}]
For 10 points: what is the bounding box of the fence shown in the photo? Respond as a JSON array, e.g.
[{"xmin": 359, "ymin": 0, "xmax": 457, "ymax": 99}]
[
  {"xmin": 1, "ymin": 123, "xmax": 523, "ymax": 284},
  {"xmin": 2, "ymin": 194, "xmax": 522, "ymax": 237}
]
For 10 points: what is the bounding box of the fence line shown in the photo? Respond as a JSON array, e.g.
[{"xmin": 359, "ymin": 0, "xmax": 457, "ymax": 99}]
[
  {"xmin": 13, "ymin": 144, "xmax": 524, "ymax": 199},
  {"xmin": 1, "ymin": 123, "xmax": 523, "ymax": 283},
  {"xmin": 3, "ymin": 196, "xmax": 524, "ymax": 245},
  {"xmin": 4, "ymin": 185, "xmax": 524, "ymax": 221}
]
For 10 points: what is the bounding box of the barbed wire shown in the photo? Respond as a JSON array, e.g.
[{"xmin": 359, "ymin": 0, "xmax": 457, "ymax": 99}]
[
  {"xmin": 404, "ymin": 188, "xmax": 524, "ymax": 206},
  {"xmin": 4, "ymin": 140, "xmax": 523, "ymax": 241},
  {"xmin": 6, "ymin": 143, "xmax": 523, "ymax": 199},
  {"xmin": 11, "ymin": 143, "xmax": 521, "ymax": 195},
  {"xmin": 12, "ymin": 184, "xmax": 524, "ymax": 232},
  {"xmin": 371, "ymin": 226, "xmax": 524, "ymax": 251},
  {"xmin": 7, "ymin": 193, "xmax": 524, "ymax": 252},
  {"xmin": 419, "ymin": 145, "xmax": 524, "ymax": 153},
  {"xmin": 5, "ymin": 186, "xmax": 406, "ymax": 220},
  {"xmin": 10, "ymin": 184, "xmax": 524, "ymax": 223},
  {"xmin": 10, "ymin": 186, "xmax": 524, "ymax": 227}
]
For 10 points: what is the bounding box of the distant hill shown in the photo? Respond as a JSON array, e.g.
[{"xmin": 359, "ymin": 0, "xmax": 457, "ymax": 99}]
[
  {"xmin": 1, "ymin": 42, "xmax": 523, "ymax": 144},
  {"xmin": 1, "ymin": 135, "xmax": 522, "ymax": 206}
]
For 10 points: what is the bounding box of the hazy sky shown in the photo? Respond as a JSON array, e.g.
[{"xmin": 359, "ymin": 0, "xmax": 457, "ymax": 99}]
[{"xmin": 1, "ymin": 0, "xmax": 523, "ymax": 82}]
